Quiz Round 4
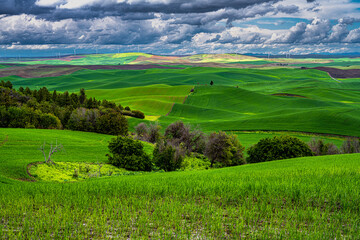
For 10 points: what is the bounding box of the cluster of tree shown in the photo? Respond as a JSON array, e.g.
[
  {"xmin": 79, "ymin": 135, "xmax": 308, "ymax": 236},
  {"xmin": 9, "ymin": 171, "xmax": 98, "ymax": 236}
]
[
  {"xmin": 0, "ymin": 81, "xmax": 144, "ymax": 135},
  {"xmin": 308, "ymin": 138, "xmax": 360, "ymax": 156},
  {"xmin": 108, "ymin": 121, "xmax": 246, "ymax": 172},
  {"xmin": 246, "ymin": 135, "xmax": 360, "ymax": 164}
]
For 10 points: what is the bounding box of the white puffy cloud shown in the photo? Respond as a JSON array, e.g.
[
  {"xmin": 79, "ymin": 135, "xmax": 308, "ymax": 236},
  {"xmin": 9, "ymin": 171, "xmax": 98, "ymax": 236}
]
[{"xmin": 344, "ymin": 28, "xmax": 360, "ymax": 43}]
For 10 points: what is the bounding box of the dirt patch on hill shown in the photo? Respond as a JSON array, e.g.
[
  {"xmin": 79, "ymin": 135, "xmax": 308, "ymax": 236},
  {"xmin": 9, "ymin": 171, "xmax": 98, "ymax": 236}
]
[
  {"xmin": 272, "ymin": 93, "xmax": 307, "ymax": 98},
  {"xmin": 82, "ymin": 64, "xmax": 182, "ymax": 70},
  {"xmin": 311, "ymin": 67, "xmax": 360, "ymax": 78},
  {"xmin": 0, "ymin": 65, "xmax": 83, "ymax": 78},
  {"xmin": 60, "ymin": 56, "xmax": 87, "ymax": 61},
  {"xmin": 0, "ymin": 64, "xmax": 183, "ymax": 78}
]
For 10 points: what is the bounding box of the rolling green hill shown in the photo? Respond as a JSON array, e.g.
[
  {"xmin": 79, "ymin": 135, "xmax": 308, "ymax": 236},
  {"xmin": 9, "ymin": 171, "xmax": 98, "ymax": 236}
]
[
  {"xmin": 87, "ymin": 84, "xmax": 193, "ymax": 116},
  {"xmin": 4, "ymin": 65, "xmax": 360, "ymax": 136},
  {"xmin": 0, "ymin": 127, "xmax": 359, "ymax": 238},
  {"xmin": 164, "ymin": 85, "xmax": 360, "ymax": 136}
]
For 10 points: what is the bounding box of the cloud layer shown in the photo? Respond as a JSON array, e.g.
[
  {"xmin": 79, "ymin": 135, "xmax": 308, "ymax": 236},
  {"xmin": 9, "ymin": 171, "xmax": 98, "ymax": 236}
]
[{"xmin": 0, "ymin": 0, "xmax": 360, "ymax": 54}]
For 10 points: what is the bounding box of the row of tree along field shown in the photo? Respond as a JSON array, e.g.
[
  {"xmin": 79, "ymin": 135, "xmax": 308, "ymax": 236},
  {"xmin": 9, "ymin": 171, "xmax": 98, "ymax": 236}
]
[
  {"xmin": 105, "ymin": 120, "xmax": 360, "ymax": 172},
  {"xmin": 0, "ymin": 80, "xmax": 144, "ymax": 135}
]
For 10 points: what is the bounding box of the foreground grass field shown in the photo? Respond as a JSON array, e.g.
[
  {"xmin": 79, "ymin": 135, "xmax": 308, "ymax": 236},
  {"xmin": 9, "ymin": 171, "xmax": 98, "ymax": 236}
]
[{"xmin": 1, "ymin": 150, "xmax": 359, "ymax": 238}]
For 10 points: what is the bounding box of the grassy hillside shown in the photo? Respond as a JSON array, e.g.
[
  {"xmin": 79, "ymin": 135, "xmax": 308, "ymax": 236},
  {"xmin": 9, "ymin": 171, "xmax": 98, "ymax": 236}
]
[
  {"xmin": 4, "ymin": 66, "xmax": 360, "ymax": 136},
  {"xmin": 164, "ymin": 85, "xmax": 360, "ymax": 136},
  {"xmin": 1, "ymin": 147, "xmax": 359, "ymax": 238},
  {"xmin": 0, "ymin": 128, "xmax": 113, "ymax": 180},
  {"xmin": 0, "ymin": 128, "xmax": 346, "ymax": 181},
  {"xmin": 87, "ymin": 84, "xmax": 193, "ymax": 116}
]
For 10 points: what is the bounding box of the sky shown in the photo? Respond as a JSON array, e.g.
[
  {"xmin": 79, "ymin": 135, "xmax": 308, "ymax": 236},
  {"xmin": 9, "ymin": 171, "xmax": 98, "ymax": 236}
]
[{"xmin": 0, "ymin": 0, "xmax": 360, "ymax": 56}]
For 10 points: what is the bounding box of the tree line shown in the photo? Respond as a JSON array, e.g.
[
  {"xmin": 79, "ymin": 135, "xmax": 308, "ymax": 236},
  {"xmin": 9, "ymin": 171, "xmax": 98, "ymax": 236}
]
[
  {"xmin": 107, "ymin": 120, "xmax": 360, "ymax": 172},
  {"xmin": 0, "ymin": 80, "xmax": 144, "ymax": 135}
]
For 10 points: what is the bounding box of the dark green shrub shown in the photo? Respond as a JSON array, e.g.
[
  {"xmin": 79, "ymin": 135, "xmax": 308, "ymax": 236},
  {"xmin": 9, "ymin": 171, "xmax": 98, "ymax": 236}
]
[
  {"xmin": 131, "ymin": 110, "xmax": 145, "ymax": 119},
  {"xmin": 97, "ymin": 110, "xmax": 128, "ymax": 136},
  {"xmin": 247, "ymin": 135, "xmax": 313, "ymax": 163},
  {"xmin": 107, "ymin": 136, "xmax": 152, "ymax": 171},
  {"xmin": 153, "ymin": 140, "xmax": 183, "ymax": 171}
]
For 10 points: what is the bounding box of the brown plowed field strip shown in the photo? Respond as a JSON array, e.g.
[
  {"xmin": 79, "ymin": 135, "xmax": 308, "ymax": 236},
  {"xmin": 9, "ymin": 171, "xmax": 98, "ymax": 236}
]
[
  {"xmin": 0, "ymin": 64, "xmax": 183, "ymax": 78},
  {"xmin": 312, "ymin": 67, "xmax": 360, "ymax": 78}
]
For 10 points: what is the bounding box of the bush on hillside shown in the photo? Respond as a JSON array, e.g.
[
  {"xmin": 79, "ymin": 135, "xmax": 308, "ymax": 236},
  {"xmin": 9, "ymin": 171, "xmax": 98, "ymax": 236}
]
[
  {"xmin": 341, "ymin": 138, "xmax": 360, "ymax": 154},
  {"xmin": 134, "ymin": 122, "xmax": 162, "ymax": 143},
  {"xmin": 148, "ymin": 122, "xmax": 162, "ymax": 143},
  {"xmin": 247, "ymin": 135, "xmax": 313, "ymax": 163},
  {"xmin": 180, "ymin": 153, "xmax": 211, "ymax": 171},
  {"xmin": 135, "ymin": 122, "xmax": 149, "ymax": 140},
  {"xmin": 107, "ymin": 136, "xmax": 152, "ymax": 171},
  {"xmin": 164, "ymin": 121, "xmax": 206, "ymax": 154},
  {"xmin": 153, "ymin": 140, "xmax": 184, "ymax": 171},
  {"xmin": 204, "ymin": 131, "xmax": 245, "ymax": 167},
  {"xmin": 308, "ymin": 138, "xmax": 339, "ymax": 156},
  {"xmin": 131, "ymin": 110, "xmax": 145, "ymax": 119},
  {"xmin": 97, "ymin": 110, "xmax": 128, "ymax": 136}
]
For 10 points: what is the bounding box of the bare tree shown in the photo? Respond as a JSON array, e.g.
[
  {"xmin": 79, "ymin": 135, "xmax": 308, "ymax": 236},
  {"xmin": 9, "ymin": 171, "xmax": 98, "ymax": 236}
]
[{"xmin": 39, "ymin": 140, "xmax": 63, "ymax": 165}]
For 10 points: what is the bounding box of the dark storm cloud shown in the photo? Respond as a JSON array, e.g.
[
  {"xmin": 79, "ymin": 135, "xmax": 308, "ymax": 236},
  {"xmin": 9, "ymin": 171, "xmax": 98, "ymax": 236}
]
[{"xmin": 0, "ymin": 0, "xmax": 282, "ymax": 20}]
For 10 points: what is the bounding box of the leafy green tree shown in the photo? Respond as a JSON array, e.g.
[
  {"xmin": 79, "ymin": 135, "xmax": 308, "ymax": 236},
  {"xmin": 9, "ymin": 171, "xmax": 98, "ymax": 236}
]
[
  {"xmin": 79, "ymin": 88, "xmax": 86, "ymax": 105},
  {"xmin": 97, "ymin": 110, "xmax": 128, "ymax": 136},
  {"xmin": 247, "ymin": 135, "xmax": 313, "ymax": 163},
  {"xmin": 107, "ymin": 136, "xmax": 152, "ymax": 171},
  {"xmin": 153, "ymin": 140, "xmax": 183, "ymax": 171},
  {"xmin": 24, "ymin": 87, "xmax": 32, "ymax": 96}
]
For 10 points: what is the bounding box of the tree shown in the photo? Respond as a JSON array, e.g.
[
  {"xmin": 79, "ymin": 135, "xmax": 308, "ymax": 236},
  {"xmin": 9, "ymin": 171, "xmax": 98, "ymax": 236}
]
[
  {"xmin": 52, "ymin": 90, "xmax": 58, "ymax": 102},
  {"xmin": 79, "ymin": 88, "xmax": 86, "ymax": 105},
  {"xmin": 308, "ymin": 138, "xmax": 339, "ymax": 156},
  {"xmin": 148, "ymin": 122, "xmax": 162, "ymax": 143},
  {"xmin": 107, "ymin": 136, "xmax": 152, "ymax": 171},
  {"xmin": 247, "ymin": 135, "xmax": 313, "ymax": 163},
  {"xmin": 135, "ymin": 122, "xmax": 149, "ymax": 140},
  {"xmin": 97, "ymin": 110, "xmax": 128, "ymax": 136},
  {"xmin": 153, "ymin": 140, "xmax": 183, "ymax": 171},
  {"xmin": 204, "ymin": 131, "xmax": 245, "ymax": 167},
  {"xmin": 165, "ymin": 121, "xmax": 205, "ymax": 154},
  {"xmin": 341, "ymin": 138, "xmax": 360, "ymax": 154},
  {"xmin": 39, "ymin": 140, "xmax": 63, "ymax": 165}
]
